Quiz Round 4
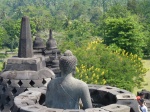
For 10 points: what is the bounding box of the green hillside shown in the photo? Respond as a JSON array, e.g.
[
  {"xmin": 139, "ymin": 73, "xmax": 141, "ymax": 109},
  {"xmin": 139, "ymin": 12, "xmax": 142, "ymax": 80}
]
[{"xmin": 0, "ymin": 0, "xmax": 150, "ymax": 92}]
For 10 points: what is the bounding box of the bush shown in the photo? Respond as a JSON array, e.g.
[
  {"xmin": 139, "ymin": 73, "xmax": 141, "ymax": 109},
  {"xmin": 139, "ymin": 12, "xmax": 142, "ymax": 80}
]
[{"xmin": 60, "ymin": 38, "xmax": 147, "ymax": 92}]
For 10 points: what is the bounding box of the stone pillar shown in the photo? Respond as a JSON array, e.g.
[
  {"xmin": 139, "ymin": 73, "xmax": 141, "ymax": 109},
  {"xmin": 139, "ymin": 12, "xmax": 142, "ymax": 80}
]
[{"xmin": 18, "ymin": 16, "xmax": 33, "ymax": 58}]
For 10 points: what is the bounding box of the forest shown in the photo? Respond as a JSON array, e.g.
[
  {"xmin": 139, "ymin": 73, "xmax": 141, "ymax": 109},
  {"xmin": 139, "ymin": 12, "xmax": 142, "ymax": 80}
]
[{"xmin": 0, "ymin": 0, "xmax": 150, "ymax": 92}]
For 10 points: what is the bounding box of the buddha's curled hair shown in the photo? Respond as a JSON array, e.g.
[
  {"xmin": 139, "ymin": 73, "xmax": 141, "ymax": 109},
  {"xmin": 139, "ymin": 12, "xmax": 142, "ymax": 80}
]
[{"xmin": 59, "ymin": 50, "xmax": 77, "ymax": 74}]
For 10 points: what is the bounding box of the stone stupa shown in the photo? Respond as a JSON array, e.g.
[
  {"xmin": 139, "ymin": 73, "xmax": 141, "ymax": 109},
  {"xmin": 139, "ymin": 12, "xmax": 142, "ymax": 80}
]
[
  {"xmin": 44, "ymin": 29, "xmax": 61, "ymax": 77},
  {"xmin": 0, "ymin": 16, "xmax": 55, "ymax": 112}
]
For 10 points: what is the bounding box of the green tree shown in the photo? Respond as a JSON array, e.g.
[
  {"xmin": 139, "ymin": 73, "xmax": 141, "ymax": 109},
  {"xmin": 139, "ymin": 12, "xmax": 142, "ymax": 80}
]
[
  {"xmin": 2, "ymin": 19, "xmax": 21, "ymax": 50},
  {"xmin": 0, "ymin": 27, "xmax": 8, "ymax": 49},
  {"xmin": 65, "ymin": 19, "xmax": 96, "ymax": 41},
  {"xmin": 127, "ymin": 0, "xmax": 138, "ymax": 13},
  {"xmin": 103, "ymin": 15, "xmax": 146, "ymax": 57},
  {"xmin": 136, "ymin": 0, "xmax": 150, "ymax": 56}
]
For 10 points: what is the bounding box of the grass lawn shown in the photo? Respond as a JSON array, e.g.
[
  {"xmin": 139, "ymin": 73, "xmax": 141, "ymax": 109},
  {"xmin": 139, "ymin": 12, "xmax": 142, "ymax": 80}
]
[{"xmin": 133, "ymin": 59, "xmax": 150, "ymax": 95}]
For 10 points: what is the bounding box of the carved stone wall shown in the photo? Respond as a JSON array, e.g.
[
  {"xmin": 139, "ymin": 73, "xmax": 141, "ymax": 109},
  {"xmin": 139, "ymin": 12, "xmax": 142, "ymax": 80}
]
[{"xmin": 0, "ymin": 67, "xmax": 54, "ymax": 111}]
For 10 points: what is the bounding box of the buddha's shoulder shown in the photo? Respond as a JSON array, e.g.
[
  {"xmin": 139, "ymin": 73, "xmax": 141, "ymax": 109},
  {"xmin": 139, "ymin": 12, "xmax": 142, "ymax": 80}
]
[
  {"xmin": 47, "ymin": 78, "xmax": 62, "ymax": 86},
  {"xmin": 73, "ymin": 78, "xmax": 88, "ymax": 88}
]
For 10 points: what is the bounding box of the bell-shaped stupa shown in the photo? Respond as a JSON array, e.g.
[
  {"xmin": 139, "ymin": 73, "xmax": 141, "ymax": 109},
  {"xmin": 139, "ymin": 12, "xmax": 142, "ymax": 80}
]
[{"xmin": 46, "ymin": 29, "xmax": 57, "ymax": 50}]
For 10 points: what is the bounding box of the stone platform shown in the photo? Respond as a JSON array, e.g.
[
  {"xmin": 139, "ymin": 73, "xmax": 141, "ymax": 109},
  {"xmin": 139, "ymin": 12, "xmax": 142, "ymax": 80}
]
[
  {"xmin": 12, "ymin": 85, "xmax": 140, "ymax": 112},
  {"xmin": 0, "ymin": 56, "xmax": 55, "ymax": 111}
]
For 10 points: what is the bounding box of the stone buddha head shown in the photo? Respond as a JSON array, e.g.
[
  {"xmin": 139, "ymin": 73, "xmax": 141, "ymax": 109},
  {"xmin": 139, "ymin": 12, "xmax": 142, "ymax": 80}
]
[{"xmin": 59, "ymin": 50, "xmax": 77, "ymax": 76}]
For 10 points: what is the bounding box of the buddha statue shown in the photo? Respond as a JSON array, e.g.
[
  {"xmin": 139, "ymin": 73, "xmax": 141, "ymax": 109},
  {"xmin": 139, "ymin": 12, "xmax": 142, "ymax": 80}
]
[{"xmin": 45, "ymin": 50, "xmax": 92, "ymax": 109}]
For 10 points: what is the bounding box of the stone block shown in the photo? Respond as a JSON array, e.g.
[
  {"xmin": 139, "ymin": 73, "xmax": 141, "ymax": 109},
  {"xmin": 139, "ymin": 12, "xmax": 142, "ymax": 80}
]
[
  {"xmin": 6, "ymin": 57, "xmax": 45, "ymax": 71},
  {"xmin": 42, "ymin": 108, "xmax": 63, "ymax": 112},
  {"xmin": 7, "ymin": 57, "xmax": 41, "ymax": 64},
  {"xmin": 20, "ymin": 104, "xmax": 45, "ymax": 112},
  {"xmin": 27, "ymin": 87, "xmax": 46, "ymax": 94},
  {"xmin": 98, "ymin": 85, "xmax": 117, "ymax": 90},
  {"xmin": 63, "ymin": 109, "xmax": 85, "ymax": 112},
  {"xmin": 85, "ymin": 108, "xmax": 109, "ymax": 112},
  {"xmin": 101, "ymin": 104, "xmax": 130, "ymax": 112},
  {"xmin": 116, "ymin": 93, "xmax": 136, "ymax": 100},
  {"xmin": 88, "ymin": 84, "xmax": 103, "ymax": 90},
  {"xmin": 37, "ymin": 68, "xmax": 55, "ymax": 79},
  {"xmin": 20, "ymin": 91, "xmax": 41, "ymax": 101},
  {"xmin": 44, "ymin": 50, "xmax": 53, "ymax": 55},
  {"xmin": 33, "ymin": 49, "xmax": 43, "ymax": 53},
  {"xmin": 31, "ymin": 80, "xmax": 43, "ymax": 87},
  {"xmin": 0, "ymin": 71, "xmax": 38, "ymax": 80},
  {"xmin": 117, "ymin": 99, "xmax": 140, "ymax": 112}
]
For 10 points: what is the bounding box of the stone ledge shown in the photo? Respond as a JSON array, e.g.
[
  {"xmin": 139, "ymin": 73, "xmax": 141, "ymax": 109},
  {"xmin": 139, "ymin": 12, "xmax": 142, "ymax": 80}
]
[
  {"xmin": 1, "ymin": 67, "xmax": 55, "ymax": 80},
  {"xmin": 5, "ymin": 56, "xmax": 46, "ymax": 71},
  {"xmin": 88, "ymin": 84, "xmax": 139, "ymax": 112},
  {"xmin": 7, "ymin": 56, "xmax": 42, "ymax": 64},
  {"xmin": 12, "ymin": 85, "xmax": 140, "ymax": 112}
]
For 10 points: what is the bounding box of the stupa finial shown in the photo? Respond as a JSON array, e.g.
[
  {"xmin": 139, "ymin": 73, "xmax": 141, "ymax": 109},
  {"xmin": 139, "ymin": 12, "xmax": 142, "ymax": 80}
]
[
  {"xmin": 49, "ymin": 29, "xmax": 52, "ymax": 39},
  {"xmin": 18, "ymin": 16, "xmax": 33, "ymax": 58}
]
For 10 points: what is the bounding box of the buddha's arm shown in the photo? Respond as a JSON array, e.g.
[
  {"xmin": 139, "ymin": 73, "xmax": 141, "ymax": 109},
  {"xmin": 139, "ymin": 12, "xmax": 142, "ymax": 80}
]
[
  {"xmin": 45, "ymin": 82, "xmax": 52, "ymax": 106},
  {"xmin": 80, "ymin": 84, "xmax": 92, "ymax": 109}
]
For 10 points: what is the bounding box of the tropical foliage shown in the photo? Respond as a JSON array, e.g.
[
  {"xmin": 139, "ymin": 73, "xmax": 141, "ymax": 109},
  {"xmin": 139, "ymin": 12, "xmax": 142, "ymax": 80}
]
[
  {"xmin": 0, "ymin": 0, "xmax": 149, "ymax": 92},
  {"xmin": 59, "ymin": 39, "xmax": 146, "ymax": 91},
  {"xmin": 103, "ymin": 16, "xmax": 146, "ymax": 57}
]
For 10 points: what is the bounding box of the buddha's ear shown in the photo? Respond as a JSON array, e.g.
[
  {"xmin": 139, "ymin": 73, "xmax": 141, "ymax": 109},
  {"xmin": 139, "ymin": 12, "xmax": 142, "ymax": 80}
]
[{"xmin": 72, "ymin": 67, "xmax": 76, "ymax": 76}]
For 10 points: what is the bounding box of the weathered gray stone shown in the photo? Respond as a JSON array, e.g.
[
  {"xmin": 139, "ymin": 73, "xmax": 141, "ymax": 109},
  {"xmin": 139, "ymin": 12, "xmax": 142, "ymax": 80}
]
[
  {"xmin": 101, "ymin": 104, "xmax": 130, "ymax": 112},
  {"xmin": 117, "ymin": 99, "xmax": 140, "ymax": 112},
  {"xmin": 5, "ymin": 56, "xmax": 46, "ymax": 71},
  {"xmin": 33, "ymin": 49, "xmax": 43, "ymax": 53},
  {"xmin": 85, "ymin": 108, "xmax": 109, "ymax": 112},
  {"xmin": 5, "ymin": 58, "xmax": 45, "ymax": 72},
  {"xmin": 0, "ymin": 16, "xmax": 58, "ymax": 112},
  {"xmin": 116, "ymin": 93, "xmax": 136, "ymax": 100},
  {"xmin": 88, "ymin": 84, "xmax": 103, "ymax": 89},
  {"xmin": 46, "ymin": 29, "xmax": 57, "ymax": 50},
  {"xmin": 1, "ymin": 71, "xmax": 38, "ymax": 80},
  {"xmin": 33, "ymin": 36, "xmax": 46, "ymax": 49},
  {"xmin": 63, "ymin": 109, "xmax": 85, "ymax": 112},
  {"xmin": 27, "ymin": 87, "xmax": 46, "ymax": 94},
  {"xmin": 13, "ymin": 87, "xmax": 134, "ymax": 112},
  {"xmin": 37, "ymin": 68, "xmax": 55, "ymax": 79},
  {"xmin": 41, "ymin": 108, "xmax": 63, "ymax": 112},
  {"xmin": 18, "ymin": 16, "xmax": 33, "ymax": 58},
  {"xmin": 7, "ymin": 57, "xmax": 41, "ymax": 64},
  {"xmin": 20, "ymin": 105, "xmax": 42, "ymax": 112},
  {"xmin": 88, "ymin": 85, "xmax": 140, "ymax": 112},
  {"xmin": 44, "ymin": 50, "xmax": 53, "ymax": 55}
]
